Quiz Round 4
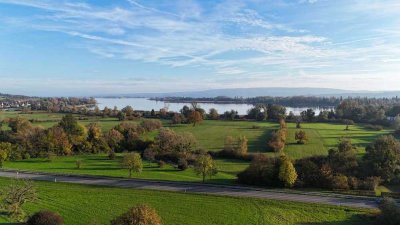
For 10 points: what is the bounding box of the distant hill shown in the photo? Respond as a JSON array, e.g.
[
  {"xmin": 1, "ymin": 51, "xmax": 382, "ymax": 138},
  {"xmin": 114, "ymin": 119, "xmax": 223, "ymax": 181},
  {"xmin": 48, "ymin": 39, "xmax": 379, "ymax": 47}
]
[{"xmin": 97, "ymin": 87, "xmax": 400, "ymax": 98}]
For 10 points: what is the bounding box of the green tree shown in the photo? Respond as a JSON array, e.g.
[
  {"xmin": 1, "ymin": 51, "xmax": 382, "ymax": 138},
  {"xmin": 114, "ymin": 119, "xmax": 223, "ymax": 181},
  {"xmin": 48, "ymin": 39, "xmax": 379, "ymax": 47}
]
[
  {"xmin": 0, "ymin": 142, "xmax": 11, "ymax": 168},
  {"xmin": 278, "ymin": 156, "xmax": 298, "ymax": 188},
  {"xmin": 2, "ymin": 179, "xmax": 37, "ymax": 221},
  {"xmin": 194, "ymin": 154, "xmax": 218, "ymax": 182},
  {"xmin": 364, "ymin": 135, "xmax": 400, "ymax": 183},
  {"xmin": 328, "ymin": 138, "xmax": 358, "ymax": 175},
  {"xmin": 208, "ymin": 108, "xmax": 219, "ymax": 120},
  {"xmin": 122, "ymin": 152, "xmax": 143, "ymax": 178},
  {"xmin": 110, "ymin": 204, "xmax": 162, "ymax": 225}
]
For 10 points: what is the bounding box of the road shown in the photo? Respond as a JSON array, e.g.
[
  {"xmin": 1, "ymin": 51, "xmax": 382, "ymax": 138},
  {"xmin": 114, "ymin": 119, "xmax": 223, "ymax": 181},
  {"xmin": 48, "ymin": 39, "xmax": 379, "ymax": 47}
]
[{"xmin": 0, "ymin": 170, "xmax": 378, "ymax": 209}]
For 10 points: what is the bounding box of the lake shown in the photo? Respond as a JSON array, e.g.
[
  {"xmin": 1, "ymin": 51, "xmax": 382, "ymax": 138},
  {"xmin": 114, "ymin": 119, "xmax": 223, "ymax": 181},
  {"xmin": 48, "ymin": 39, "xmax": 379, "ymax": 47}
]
[{"xmin": 96, "ymin": 98, "xmax": 333, "ymax": 116}]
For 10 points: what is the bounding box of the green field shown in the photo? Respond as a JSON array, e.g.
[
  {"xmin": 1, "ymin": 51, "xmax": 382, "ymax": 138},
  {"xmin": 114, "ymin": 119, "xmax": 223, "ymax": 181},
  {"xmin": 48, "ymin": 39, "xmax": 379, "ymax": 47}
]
[
  {"xmin": 284, "ymin": 123, "xmax": 390, "ymax": 159},
  {"xmin": 0, "ymin": 177, "xmax": 374, "ymax": 225},
  {"xmin": 0, "ymin": 111, "xmax": 391, "ymax": 159},
  {"xmin": 4, "ymin": 154, "xmax": 249, "ymax": 184}
]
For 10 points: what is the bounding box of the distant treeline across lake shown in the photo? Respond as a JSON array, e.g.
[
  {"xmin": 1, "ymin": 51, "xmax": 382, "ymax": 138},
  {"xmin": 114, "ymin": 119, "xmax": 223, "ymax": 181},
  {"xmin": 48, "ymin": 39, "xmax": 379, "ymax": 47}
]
[{"xmin": 96, "ymin": 98, "xmax": 334, "ymax": 115}]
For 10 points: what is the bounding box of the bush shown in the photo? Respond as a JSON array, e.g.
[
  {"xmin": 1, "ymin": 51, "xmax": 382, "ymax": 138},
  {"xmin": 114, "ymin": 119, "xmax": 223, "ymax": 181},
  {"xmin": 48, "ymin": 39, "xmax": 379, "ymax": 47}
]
[
  {"xmin": 27, "ymin": 210, "xmax": 64, "ymax": 225},
  {"xmin": 359, "ymin": 176, "xmax": 381, "ymax": 190},
  {"xmin": 143, "ymin": 148, "xmax": 156, "ymax": 161},
  {"xmin": 23, "ymin": 152, "xmax": 31, "ymax": 160},
  {"xmin": 110, "ymin": 204, "xmax": 162, "ymax": 225},
  {"xmin": 331, "ymin": 174, "xmax": 349, "ymax": 190},
  {"xmin": 76, "ymin": 160, "xmax": 82, "ymax": 169},
  {"xmin": 177, "ymin": 158, "xmax": 189, "ymax": 170},
  {"xmin": 158, "ymin": 160, "xmax": 166, "ymax": 168},
  {"xmin": 108, "ymin": 151, "xmax": 116, "ymax": 160},
  {"xmin": 376, "ymin": 198, "xmax": 400, "ymax": 225},
  {"xmin": 365, "ymin": 124, "xmax": 383, "ymax": 131}
]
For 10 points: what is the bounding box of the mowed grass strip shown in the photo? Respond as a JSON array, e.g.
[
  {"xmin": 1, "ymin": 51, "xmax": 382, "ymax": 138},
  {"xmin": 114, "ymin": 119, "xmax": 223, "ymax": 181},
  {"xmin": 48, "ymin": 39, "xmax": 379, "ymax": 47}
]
[
  {"xmin": 4, "ymin": 154, "xmax": 249, "ymax": 185},
  {"xmin": 0, "ymin": 177, "xmax": 374, "ymax": 225}
]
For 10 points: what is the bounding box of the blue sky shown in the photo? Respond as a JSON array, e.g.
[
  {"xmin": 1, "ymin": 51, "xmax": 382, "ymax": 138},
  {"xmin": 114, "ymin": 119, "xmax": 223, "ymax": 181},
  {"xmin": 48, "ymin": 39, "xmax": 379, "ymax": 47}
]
[{"xmin": 0, "ymin": 0, "xmax": 399, "ymax": 96}]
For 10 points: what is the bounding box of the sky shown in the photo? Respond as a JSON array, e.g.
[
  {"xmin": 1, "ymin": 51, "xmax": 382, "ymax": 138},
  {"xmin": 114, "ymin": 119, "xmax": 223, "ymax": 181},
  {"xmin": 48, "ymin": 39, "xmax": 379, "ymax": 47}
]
[{"xmin": 0, "ymin": 0, "xmax": 400, "ymax": 96}]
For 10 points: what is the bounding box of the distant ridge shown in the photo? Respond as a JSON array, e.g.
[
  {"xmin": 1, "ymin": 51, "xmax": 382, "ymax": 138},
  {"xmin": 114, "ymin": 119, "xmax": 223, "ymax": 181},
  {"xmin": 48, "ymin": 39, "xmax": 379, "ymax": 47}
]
[{"xmin": 97, "ymin": 87, "xmax": 400, "ymax": 98}]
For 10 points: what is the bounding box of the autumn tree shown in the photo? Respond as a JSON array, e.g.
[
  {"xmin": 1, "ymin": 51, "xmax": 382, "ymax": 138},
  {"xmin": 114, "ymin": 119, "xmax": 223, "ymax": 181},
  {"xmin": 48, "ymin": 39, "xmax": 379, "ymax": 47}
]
[
  {"xmin": 295, "ymin": 130, "xmax": 308, "ymax": 144},
  {"xmin": 235, "ymin": 136, "xmax": 248, "ymax": 156},
  {"xmin": 122, "ymin": 152, "xmax": 143, "ymax": 178},
  {"xmin": 187, "ymin": 111, "xmax": 203, "ymax": 127},
  {"xmin": 110, "ymin": 204, "xmax": 162, "ymax": 225},
  {"xmin": 194, "ymin": 154, "xmax": 218, "ymax": 182},
  {"xmin": 223, "ymin": 136, "xmax": 235, "ymax": 152},
  {"xmin": 278, "ymin": 156, "xmax": 298, "ymax": 188}
]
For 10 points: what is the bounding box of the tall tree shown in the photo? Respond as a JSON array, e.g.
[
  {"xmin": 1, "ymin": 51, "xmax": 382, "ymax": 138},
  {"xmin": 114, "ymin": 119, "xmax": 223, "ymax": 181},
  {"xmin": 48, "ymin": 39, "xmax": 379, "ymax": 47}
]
[
  {"xmin": 187, "ymin": 111, "xmax": 203, "ymax": 127},
  {"xmin": 328, "ymin": 138, "xmax": 358, "ymax": 175},
  {"xmin": 194, "ymin": 154, "xmax": 218, "ymax": 182},
  {"xmin": 278, "ymin": 156, "xmax": 298, "ymax": 188},
  {"xmin": 364, "ymin": 135, "xmax": 400, "ymax": 183}
]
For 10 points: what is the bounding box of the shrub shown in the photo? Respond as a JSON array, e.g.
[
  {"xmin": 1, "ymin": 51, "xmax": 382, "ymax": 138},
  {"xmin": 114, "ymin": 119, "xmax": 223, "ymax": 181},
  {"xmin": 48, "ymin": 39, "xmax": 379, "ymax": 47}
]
[
  {"xmin": 110, "ymin": 204, "xmax": 162, "ymax": 225},
  {"xmin": 177, "ymin": 158, "xmax": 188, "ymax": 170},
  {"xmin": 359, "ymin": 176, "xmax": 381, "ymax": 190},
  {"xmin": 108, "ymin": 151, "xmax": 116, "ymax": 160},
  {"xmin": 143, "ymin": 148, "xmax": 156, "ymax": 161},
  {"xmin": 141, "ymin": 120, "xmax": 162, "ymax": 132},
  {"xmin": 331, "ymin": 174, "xmax": 349, "ymax": 190},
  {"xmin": 76, "ymin": 160, "xmax": 82, "ymax": 169},
  {"xmin": 158, "ymin": 160, "xmax": 166, "ymax": 168},
  {"xmin": 365, "ymin": 124, "xmax": 383, "ymax": 131},
  {"xmin": 47, "ymin": 152, "xmax": 56, "ymax": 162},
  {"xmin": 348, "ymin": 176, "xmax": 359, "ymax": 190},
  {"xmin": 27, "ymin": 210, "xmax": 64, "ymax": 225},
  {"xmin": 376, "ymin": 198, "xmax": 400, "ymax": 225},
  {"xmin": 23, "ymin": 152, "xmax": 31, "ymax": 160}
]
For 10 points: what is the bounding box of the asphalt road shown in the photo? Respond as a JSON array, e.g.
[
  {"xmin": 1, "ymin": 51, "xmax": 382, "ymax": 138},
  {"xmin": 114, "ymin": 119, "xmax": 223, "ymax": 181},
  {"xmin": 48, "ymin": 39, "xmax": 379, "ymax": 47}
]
[{"xmin": 0, "ymin": 170, "xmax": 379, "ymax": 209}]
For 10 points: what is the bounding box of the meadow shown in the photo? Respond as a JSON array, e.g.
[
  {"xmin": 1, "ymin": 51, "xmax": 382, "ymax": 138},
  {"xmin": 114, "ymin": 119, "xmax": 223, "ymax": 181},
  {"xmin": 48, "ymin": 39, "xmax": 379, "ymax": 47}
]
[
  {"xmin": 0, "ymin": 111, "xmax": 390, "ymax": 158},
  {"xmin": 0, "ymin": 177, "xmax": 375, "ymax": 225},
  {"xmin": 3, "ymin": 154, "xmax": 248, "ymax": 184}
]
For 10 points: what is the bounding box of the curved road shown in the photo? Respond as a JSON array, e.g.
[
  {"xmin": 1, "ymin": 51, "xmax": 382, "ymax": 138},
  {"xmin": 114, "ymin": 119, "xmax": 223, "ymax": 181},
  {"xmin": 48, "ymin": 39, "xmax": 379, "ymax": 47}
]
[{"xmin": 0, "ymin": 170, "xmax": 378, "ymax": 209}]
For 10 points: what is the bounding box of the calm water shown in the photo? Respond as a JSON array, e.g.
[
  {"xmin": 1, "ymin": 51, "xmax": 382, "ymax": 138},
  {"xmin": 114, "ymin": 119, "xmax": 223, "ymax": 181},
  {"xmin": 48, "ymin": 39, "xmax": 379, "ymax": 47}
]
[{"xmin": 96, "ymin": 98, "xmax": 332, "ymax": 116}]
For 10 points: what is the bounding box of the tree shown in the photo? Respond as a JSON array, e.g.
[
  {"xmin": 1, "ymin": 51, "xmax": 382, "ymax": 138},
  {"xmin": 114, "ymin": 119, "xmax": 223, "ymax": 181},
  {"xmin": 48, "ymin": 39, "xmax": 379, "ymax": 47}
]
[
  {"xmin": 194, "ymin": 154, "xmax": 218, "ymax": 182},
  {"xmin": 110, "ymin": 204, "xmax": 162, "ymax": 225},
  {"xmin": 208, "ymin": 108, "xmax": 219, "ymax": 120},
  {"xmin": 376, "ymin": 197, "xmax": 400, "ymax": 225},
  {"xmin": 363, "ymin": 135, "xmax": 400, "ymax": 183},
  {"xmin": 235, "ymin": 136, "xmax": 248, "ymax": 156},
  {"xmin": 121, "ymin": 106, "xmax": 134, "ymax": 117},
  {"xmin": 106, "ymin": 129, "xmax": 124, "ymax": 152},
  {"xmin": 0, "ymin": 142, "xmax": 11, "ymax": 168},
  {"xmin": 2, "ymin": 179, "xmax": 37, "ymax": 221},
  {"xmin": 237, "ymin": 154, "xmax": 280, "ymax": 186},
  {"xmin": 27, "ymin": 210, "xmax": 64, "ymax": 225},
  {"xmin": 44, "ymin": 126, "xmax": 72, "ymax": 156},
  {"xmin": 295, "ymin": 130, "xmax": 308, "ymax": 144},
  {"xmin": 187, "ymin": 111, "xmax": 203, "ymax": 127},
  {"xmin": 171, "ymin": 113, "xmax": 185, "ymax": 124},
  {"xmin": 278, "ymin": 156, "xmax": 298, "ymax": 188},
  {"xmin": 301, "ymin": 108, "xmax": 315, "ymax": 122},
  {"xmin": 328, "ymin": 138, "xmax": 358, "ymax": 175},
  {"xmin": 223, "ymin": 136, "xmax": 235, "ymax": 152},
  {"xmin": 122, "ymin": 152, "xmax": 143, "ymax": 178}
]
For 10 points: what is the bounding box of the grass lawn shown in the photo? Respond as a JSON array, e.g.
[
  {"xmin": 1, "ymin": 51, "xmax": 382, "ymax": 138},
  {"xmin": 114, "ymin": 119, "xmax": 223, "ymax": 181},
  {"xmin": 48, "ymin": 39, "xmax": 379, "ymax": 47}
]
[
  {"xmin": 0, "ymin": 177, "xmax": 375, "ymax": 225},
  {"xmin": 166, "ymin": 120, "xmax": 277, "ymax": 152},
  {"xmin": 4, "ymin": 154, "xmax": 249, "ymax": 185},
  {"xmin": 284, "ymin": 123, "xmax": 390, "ymax": 159}
]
